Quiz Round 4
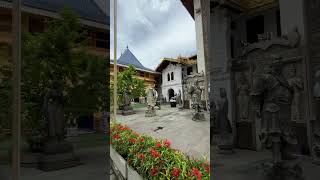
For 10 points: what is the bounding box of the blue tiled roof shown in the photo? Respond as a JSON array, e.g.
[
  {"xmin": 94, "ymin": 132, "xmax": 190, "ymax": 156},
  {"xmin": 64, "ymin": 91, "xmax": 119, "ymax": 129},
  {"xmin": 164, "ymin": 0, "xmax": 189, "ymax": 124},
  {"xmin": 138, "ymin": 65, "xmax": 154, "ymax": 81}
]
[
  {"xmin": 111, "ymin": 47, "xmax": 156, "ymax": 73},
  {"xmin": 4, "ymin": 0, "xmax": 109, "ymax": 25}
]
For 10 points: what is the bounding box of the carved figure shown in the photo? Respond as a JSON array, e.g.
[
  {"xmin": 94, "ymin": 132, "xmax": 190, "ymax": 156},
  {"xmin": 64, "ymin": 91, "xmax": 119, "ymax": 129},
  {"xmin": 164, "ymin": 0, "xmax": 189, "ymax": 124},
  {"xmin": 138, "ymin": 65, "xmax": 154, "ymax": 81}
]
[
  {"xmin": 217, "ymin": 88, "xmax": 232, "ymax": 134},
  {"xmin": 314, "ymin": 69, "xmax": 320, "ymax": 98},
  {"xmin": 44, "ymin": 80, "xmax": 65, "ymax": 141},
  {"xmin": 251, "ymin": 60, "xmax": 298, "ymax": 164},
  {"xmin": 147, "ymin": 87, "xmax": 158, "ymax": 110},
  {"xmin": 237, "ymin": 72, "xmax": 250, "ymax": 121},
  {"xmin": 189, "ymin": 80, "xmax": 202, "ymax": 113},
  {"xmin": 286, "ymin": 65, "xmax": 303, "ymax": 122}
]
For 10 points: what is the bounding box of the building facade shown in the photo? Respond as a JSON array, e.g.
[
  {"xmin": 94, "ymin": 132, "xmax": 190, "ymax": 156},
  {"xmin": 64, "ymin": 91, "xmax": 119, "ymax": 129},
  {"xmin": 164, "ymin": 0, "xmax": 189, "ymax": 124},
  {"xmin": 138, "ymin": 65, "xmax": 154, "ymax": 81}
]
[
  {"xmin": 0, "ymin": 0, "xmax": 109, "ymax": 58},
  {"xmin": 181, "ymin": 0, "xmax": 320, "ymax": 154},
  {"xmin": 110, "ymin": 47, "xmax": 160, "ymax": 102},
  {"xmin": 156, "ymin": 56, "xmax": 197, "ymax": 104}
]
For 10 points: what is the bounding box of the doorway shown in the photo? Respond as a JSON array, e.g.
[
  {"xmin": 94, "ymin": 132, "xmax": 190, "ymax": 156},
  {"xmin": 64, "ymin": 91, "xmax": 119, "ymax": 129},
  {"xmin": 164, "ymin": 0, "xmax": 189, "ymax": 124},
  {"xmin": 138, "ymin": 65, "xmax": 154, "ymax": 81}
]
[{"xmin": 168, "ymin": 89, "xmax": 175, "ymax": 101}]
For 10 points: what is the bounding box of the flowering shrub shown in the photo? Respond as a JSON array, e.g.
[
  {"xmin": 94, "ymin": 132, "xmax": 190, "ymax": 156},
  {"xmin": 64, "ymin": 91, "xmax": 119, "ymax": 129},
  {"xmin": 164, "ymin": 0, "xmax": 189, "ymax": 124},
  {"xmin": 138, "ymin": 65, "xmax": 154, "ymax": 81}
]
[{"xmin": 110, "ymin": 122, "xmax": 210, "ymax": 180}]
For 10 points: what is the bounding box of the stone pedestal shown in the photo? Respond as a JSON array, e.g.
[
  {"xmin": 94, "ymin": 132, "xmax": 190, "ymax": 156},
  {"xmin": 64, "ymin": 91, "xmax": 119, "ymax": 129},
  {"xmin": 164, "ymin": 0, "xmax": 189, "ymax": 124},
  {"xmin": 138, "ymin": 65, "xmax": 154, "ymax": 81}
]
[
  {"xmin": 39, "ymin": 141, "xmax": 81, "ymax": 171},
  {"xmin": 21, "ymin": 152, "xmax": 41, "ymax": 168},
  {"xmin": 145, "ymin": 109, "xmax": 156, "ymax": 117},
  {"xmin": 118, "ymin": 106, "xmax": 135, "ymax": 116},
  {"xmin": 261, "ymin": 159, "xmax": 304, "ymax": 180},
  {"xmin": 192, "ymin": 112, "xmax": 205, "ymax": 121},
  {"xmin": 217, "ymin": 145, "xmax": 235, "ymax": 154},
  {"xmin": 217, "ymin": 133, "xmax": 234, "ymax": 154}
]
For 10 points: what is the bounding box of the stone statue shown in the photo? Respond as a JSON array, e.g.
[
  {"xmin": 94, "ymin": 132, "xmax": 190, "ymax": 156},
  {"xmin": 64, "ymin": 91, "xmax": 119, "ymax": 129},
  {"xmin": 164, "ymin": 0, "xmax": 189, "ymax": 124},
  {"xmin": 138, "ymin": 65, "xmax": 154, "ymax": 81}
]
[
  {"xmin": 177, "ymin": 89, "xmax": 183, "ymax": 109},
  {"xmin": 123, "ymin": 89, "xmax": 131, "ymax": 108},
  {"xmin": 251, "ymin": 59, "xmax": 303, "ymax": 179},
  {"xmin": 189, "ymin": 80, "xmax": 205, "ymax": 121},
  {"xmin": 312, "ymin": 128, "xmax": 320, "ymax": 165},
  {"xmin": 145, "ymin": 87, "xmax": 158, "ymax": 117},
  {"xmin": 41, "ymin": 79, "xmax": 80, "ymax": 170},
  {"xmin": 287, "ymin": 65, "xmax": 303, "ymax": 122},
  {"xmin": 119, "ymin": 89, "xmax": 134, "ymax": 115},
  {"xmin": 147, "ymin": 88, "xmax": 158, "ymax": 109},
  {"xmin": 44, "ymin": 80, "xmax": 65, "ymax": 141},
  {"xmin": 216, "ymin": 88, "xmax": 233, "ymax": 153},
  {"xmin": 189, "ymin": 80, "xmax": 202, "ymax": 113},
  {"xmin": 237, "ymin": 72, "xmax": 250, "ymax": 121},
  {"xmin": 313, "ymin": 68, "xmax": 320, "ymax": 165},
  {"xmin": 313, "ymin": 69, "xmax": 320, "ymax": 98}
]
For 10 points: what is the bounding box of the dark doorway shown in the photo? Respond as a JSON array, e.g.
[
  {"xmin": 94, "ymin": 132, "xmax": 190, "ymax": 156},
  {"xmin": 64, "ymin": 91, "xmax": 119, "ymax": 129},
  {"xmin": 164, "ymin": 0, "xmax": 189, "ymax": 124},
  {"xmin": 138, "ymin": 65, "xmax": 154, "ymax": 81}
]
[
  {"xmin": 246, "ymin": 15, "xmax": 264, "ymax": 43},
  {"xmin": 77, "ymin": 115, "xmax": 94, "ymax": 130},
  {"xmin": 168, "ymin": 89, "xmax": 175, "ymax": 100}
]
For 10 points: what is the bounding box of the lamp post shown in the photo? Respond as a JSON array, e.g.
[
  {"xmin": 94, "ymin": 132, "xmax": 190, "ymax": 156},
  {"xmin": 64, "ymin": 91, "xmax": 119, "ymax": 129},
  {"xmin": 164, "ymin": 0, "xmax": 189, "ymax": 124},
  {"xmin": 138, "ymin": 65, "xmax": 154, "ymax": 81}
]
[
  {"xmin": 113, "ymin": 0, "xmax": 118, "ymax": 120},
  {"xmin": 12, "ymin": 0, "xmax": 22, "ymax": 179}
]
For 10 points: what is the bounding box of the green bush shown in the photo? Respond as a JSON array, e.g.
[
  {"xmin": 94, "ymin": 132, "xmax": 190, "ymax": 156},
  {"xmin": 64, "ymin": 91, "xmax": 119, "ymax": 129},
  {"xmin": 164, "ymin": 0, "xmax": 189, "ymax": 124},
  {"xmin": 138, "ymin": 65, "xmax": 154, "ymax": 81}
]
[{"xmin": 110, "ymin": 122, "xmax": 210, "ymax": 180}]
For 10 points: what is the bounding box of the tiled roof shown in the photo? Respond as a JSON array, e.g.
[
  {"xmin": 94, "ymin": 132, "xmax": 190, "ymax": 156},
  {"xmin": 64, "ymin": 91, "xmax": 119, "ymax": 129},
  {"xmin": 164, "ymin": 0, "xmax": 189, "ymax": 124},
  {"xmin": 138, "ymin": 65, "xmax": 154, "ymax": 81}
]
[
  {"xmin": 110, "ymin": 47, "xmax": 157, "ymax": 73},
  {"xmin": 3, "ymin": 0, "xmax": 109, "ymax": 25}
]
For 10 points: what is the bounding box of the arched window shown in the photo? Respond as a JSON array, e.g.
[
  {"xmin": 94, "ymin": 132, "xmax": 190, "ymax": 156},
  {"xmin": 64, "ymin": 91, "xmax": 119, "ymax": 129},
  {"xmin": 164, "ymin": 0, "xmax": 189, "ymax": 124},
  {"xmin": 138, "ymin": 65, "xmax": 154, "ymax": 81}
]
[
  {"xmin": 167, "ymin": 73, "xmax": 170, "ymax": 81},
  {"xmin": 171, "ymin": 72, "xmax": 174, "ymax": 80}
]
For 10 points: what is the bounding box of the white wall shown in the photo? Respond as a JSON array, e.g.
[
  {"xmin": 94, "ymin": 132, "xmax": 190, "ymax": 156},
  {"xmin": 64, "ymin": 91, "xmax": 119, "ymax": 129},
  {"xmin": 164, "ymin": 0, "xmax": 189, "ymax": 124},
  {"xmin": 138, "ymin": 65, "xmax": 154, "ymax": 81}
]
[{"xmin": 161, "ymin": 64, "xmax": 183, "ymax": 101}]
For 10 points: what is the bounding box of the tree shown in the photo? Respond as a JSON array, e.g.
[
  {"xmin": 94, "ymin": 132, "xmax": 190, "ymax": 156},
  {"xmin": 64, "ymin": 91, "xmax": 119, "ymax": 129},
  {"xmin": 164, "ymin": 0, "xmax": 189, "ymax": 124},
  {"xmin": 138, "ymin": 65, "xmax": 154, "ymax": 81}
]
[
  {"xmin": 21, "ymin": 8, "xmax": 108, "ymax": 150},
  {"xmin": 116, "ymin": 65, "xmax": 145, "ymax": 106}
]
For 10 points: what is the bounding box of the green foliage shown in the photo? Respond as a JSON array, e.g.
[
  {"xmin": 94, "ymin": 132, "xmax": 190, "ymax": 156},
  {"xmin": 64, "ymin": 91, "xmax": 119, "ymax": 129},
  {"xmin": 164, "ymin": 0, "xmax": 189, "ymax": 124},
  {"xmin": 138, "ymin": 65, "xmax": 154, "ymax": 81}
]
[
  {"xmin": 0, "ymin": 64, "xmax": 11, "ymax": 129},
  {"xmin": 20, "ymin": 8, "xmax": 107, "ymax": 149},
  {"xmin": 117, "ymin": 65, "xmax": 145, "ymax": 105},
  {"xmin": 0, "ymin": 43, "xmax": 12, "ymax": 130},
  {"xmin": 110, "ymin": 122, "xmax": 210, "ymax": 179}
]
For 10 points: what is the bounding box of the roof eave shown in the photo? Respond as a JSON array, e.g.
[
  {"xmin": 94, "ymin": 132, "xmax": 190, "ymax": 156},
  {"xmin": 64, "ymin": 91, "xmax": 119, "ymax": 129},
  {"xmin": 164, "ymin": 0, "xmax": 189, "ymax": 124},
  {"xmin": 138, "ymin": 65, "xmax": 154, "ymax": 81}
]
[{"xmin": 110, "ymin": 62, "xmax": 160, "ymax": 75}]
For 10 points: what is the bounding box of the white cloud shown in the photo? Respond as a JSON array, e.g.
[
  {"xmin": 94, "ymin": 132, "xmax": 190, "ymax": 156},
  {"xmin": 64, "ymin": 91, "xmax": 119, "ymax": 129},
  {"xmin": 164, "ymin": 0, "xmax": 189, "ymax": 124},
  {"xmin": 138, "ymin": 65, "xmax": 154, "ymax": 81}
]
[{"xmin": 110, "ymin": 0, "xmax": 196, "ymax": 69}]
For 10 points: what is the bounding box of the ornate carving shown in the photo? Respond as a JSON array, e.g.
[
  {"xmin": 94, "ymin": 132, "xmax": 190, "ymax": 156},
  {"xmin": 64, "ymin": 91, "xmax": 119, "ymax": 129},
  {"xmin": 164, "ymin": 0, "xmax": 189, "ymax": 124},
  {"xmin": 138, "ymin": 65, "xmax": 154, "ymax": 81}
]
[
  {"xmin": 285, "ymin": 64, "xmax": 303, "ymax": 122},
  {"xmin": 314, "ymin": 69, "xmax": 320, "ymax": 98},
  {"xmin": 237, "ymin": 72, "xmax": 250, "ymax": 121},
  {"xmin": 250, "ymin": 59, "xmax": 303, "ymax": 179},
  {"xmin": 242, "ymin": 28, "xmax": 300, "ymax": 56}
]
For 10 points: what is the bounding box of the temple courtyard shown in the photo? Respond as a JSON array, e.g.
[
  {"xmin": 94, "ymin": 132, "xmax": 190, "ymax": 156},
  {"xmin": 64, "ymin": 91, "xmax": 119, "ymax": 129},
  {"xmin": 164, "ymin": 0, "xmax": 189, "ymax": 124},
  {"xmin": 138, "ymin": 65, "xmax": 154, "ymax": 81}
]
[{"xmin": 116, "ymin": 104, "xmax": 210, "ymax": 160}]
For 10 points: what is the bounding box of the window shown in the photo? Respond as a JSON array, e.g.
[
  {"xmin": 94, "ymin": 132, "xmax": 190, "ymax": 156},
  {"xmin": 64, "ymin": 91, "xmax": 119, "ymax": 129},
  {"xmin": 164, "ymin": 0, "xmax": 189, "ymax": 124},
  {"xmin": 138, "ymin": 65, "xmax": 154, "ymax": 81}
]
[
  {"xmin": 0, "ymin": 14, "xmax": 11, "ymax": 32},
  {"xmin": 246, "ymin": 15, "xmax": 264, "ymax": 43},
  {"xmin": 187, "ymin": 67, "xmax": 193, "ymax": 75},
  {"xmin": 171, "ymin": 72, "xmax": 174, "ymax": 80},
  {"xmin": 167, "ymin": 73, "xmax": 170, "ymax": 81},
  {"xmin": 95, "ymin": 31, "xmax": 109, "ymax": 49},
  {"xmin": 29, "ymin": 17, "xmax": 44, "ymax": 34},
  {"xmin": 140, "ymin": 71, "xmax": 145, "ymax": 77},
  {"xmin": 231, "ymin": 36, "xmax": 234, "ymax": 58},
  {"xmin": 276, "ymin": 10, "xmax": 281, "ymax": 37}
]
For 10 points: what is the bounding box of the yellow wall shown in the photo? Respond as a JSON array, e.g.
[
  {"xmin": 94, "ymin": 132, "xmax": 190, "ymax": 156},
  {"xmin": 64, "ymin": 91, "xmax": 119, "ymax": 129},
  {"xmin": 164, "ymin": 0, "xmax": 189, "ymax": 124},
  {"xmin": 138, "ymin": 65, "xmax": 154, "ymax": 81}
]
[
  {"xmin": 109, "ymin": 63, "xmax": 157, "ymax": 89},
  {"xmin": 0, "ymin": 8, "xmax": 109, "ymax": 57}
]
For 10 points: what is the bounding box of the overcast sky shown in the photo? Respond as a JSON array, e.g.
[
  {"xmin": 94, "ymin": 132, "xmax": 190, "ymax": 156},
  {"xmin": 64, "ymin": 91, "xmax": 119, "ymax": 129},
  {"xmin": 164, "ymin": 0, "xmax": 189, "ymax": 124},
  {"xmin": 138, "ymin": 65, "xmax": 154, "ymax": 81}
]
[{"xmin": 110, "ymin": 0, "xmax": 196, "ymax": 69}]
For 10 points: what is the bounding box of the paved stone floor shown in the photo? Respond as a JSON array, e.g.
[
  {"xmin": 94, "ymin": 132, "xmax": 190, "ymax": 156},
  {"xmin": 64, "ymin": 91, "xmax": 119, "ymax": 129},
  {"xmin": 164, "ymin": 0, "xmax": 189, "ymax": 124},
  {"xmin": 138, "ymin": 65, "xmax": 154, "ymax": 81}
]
[
  {"xmin": 116, "ymin": 105, "xmax": 210, "ymax": 160},
  {"xmin": 212, "ymin": 146, "xmax": 320, "ymax": 180},
  {"xmin": 0, "ymin": 146, "xmax": 108, "ymax": 180}
]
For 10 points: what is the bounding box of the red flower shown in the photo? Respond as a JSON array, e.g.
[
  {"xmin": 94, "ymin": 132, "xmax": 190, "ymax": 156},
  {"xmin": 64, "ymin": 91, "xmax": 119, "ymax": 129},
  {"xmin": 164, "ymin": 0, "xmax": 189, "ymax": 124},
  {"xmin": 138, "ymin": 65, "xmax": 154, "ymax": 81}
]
[
  {"xmin": 139, "ymin": 137, "xmax": 145, "ymax": 142},
  {"xmin": 129, "ymin": 138, "xmax": 137, "ymax": 144},
  {"xmin": 172, "ymin": 167, "xmax": 181, "ymax": 177},
  {"xmin": 150, "ymin": 148, "xmax": 161, "ymax": 158},
  {"xmin": 203, "ymin": 163, "xmax": 210, "ymax": 173},
  {"xmin": 155, "ymin": 143, "xmax": 162, "ymax": 148},
  {"xmin": 128, "ymin": 158, "xmax": 132, "ymax": 165},
  {"xmin": 113, "ymin": 134, "xmax": 120, "ymax": 140},
  {"xmin": 150, "ymin": 167, "xmax": 159, "ymax": 176},
  {"xmin": 164, "ymin": 139, "xmax": 171, "ymax": 148},
  {"xmin": 137, "ymin": 153, "xmax": 145, "ymax": 160},
  {"xmin": 192, "ymin": 168, "xmax": 202, "ymax": 180}
]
